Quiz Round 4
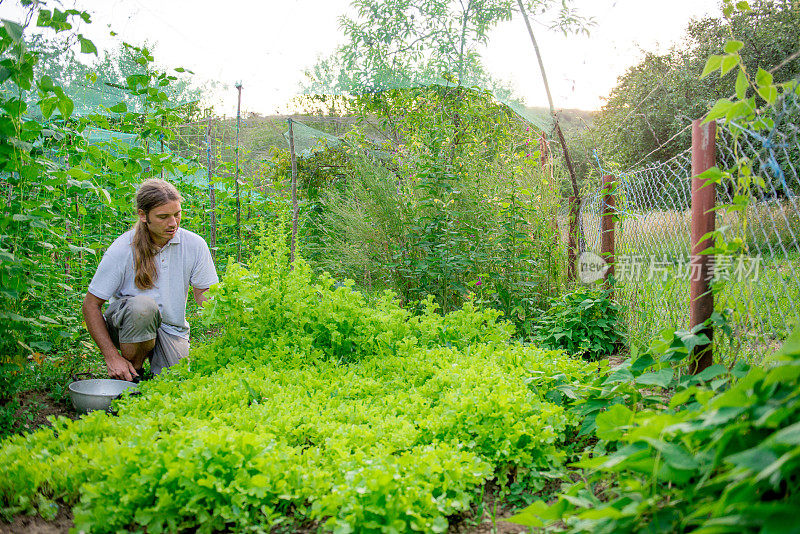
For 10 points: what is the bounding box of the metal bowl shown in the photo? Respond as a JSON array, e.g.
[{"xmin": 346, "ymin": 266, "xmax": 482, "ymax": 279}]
[{"xmin": 68, "ymin": 379, "xmax": 138, "ymax": 414}]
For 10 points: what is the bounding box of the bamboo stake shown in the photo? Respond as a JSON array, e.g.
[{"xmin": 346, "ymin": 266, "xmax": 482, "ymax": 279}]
[
  {"xmin": 235, "ymin": 83, "xmax": 242, "ymax": 263},
  {"xmin": 516, "ymin": 0, "xmax": 585, "ymax": 267}
]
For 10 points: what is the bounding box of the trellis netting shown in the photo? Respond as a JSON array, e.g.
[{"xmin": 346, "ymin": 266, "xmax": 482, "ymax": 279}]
[{"xmin": 3, "ymin": 0, "xmax": 588, "ymax": 363}]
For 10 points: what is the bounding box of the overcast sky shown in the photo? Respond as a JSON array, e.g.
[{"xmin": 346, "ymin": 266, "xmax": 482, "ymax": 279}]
[{"xmin": 0, "ymin": 0, "xmax": 723, "ymax": 115}]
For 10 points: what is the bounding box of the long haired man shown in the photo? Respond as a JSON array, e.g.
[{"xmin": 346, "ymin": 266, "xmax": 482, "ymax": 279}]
[{"xmin": 82, "ymin": 179, "xmax": 218, "ymax": 381}]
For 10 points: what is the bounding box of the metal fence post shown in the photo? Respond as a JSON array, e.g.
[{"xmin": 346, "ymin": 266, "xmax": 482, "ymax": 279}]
[
  {"xmin": 690, "ymin": 119, "xmax": 717, "ymax": 374},
  {"xmin": 600, "ymin": 174, "xmax": 615, "ymax": 285}
]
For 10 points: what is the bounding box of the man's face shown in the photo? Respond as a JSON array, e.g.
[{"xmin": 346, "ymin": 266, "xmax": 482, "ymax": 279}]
[{"xmin": 139, "ymin": 200, "xmax": 181, "ymax": 246}]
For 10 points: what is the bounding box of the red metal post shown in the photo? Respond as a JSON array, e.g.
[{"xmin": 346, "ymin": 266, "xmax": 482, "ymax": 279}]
[
  {"xmin": 600, "ymin": 175, "xmax": 615, "ymax": 284},
  {"xmin": 568, "ymin": 195, "xmax": 579, "ymax": 281},
  {"xmin": 690, "ymin": 119, "xmax": 717, "ymax": 374}
]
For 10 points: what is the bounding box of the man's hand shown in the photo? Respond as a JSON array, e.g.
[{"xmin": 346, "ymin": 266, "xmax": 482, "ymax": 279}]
[
  {"xmin": 83, "ymin": 292, "xmax": 137, "ymax": 381},
  {"xmin": 105, "ymin": 352, "xmax": 139, "ymax": 382}
]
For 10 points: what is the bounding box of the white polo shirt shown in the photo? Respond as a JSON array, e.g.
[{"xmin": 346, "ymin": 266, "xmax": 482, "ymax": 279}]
[{"xmin": 88, "ymin": 228, "xmax": 219, "ymax": 339}]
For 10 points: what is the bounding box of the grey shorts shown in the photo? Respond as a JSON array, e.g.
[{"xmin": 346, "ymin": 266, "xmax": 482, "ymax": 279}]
[{"xmin": 103, "ymin": 295, "xmax": 190, "ymax": 375}]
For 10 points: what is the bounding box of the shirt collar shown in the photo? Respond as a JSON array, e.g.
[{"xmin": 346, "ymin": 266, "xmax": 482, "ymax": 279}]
[{"xmin": 165, "ymin": 228, "xmax": 182, "ymax": 246}]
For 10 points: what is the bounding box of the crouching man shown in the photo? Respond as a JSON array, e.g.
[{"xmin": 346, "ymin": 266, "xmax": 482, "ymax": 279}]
[{"xmin": 82, "ymin": 178, "xmax": 219, "ymax": 381}]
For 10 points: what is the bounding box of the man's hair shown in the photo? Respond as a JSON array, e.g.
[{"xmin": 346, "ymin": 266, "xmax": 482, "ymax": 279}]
[{"xmin": 133, "ymin": 179, "xmax": 182, "ymax": 290}]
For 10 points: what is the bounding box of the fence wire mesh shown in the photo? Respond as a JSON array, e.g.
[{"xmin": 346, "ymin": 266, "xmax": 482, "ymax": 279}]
[
  {"xmin": 582, "ymin": 148, "xmax": 693, "ymax": 352},
  {"xmin": 715, "ymin": 90, "xmax": 800, "ymax": 358},
  {"xmin": 582, "ymin": 90, "xmax": 800, "ymax": 362}
]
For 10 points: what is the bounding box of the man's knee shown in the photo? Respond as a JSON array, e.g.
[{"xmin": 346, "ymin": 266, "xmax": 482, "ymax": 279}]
[{"xmin": 125, "ymin": 295, "xmax": 159, "ymax": 321}]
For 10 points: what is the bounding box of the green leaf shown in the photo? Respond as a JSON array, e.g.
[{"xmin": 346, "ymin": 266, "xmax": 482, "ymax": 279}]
[
  {"xmin": 735, "ymin": 70, "xmax": 748, "ymax": 99},
  {"xmin": 2, "ymin": 19, "xmax": 24, "ymax": 42},
  {"xmin": 770, "ymin": 421, "xmax": 800, "ymax": 446},
  {"xmin": 720, "ymin": 54, "xmax": 740, "ymax": 76},
  {"xmin": 78, "ymin": 34, "xmax": 97, "ymax": 55},
  {"xmin": 695, "ymin": 364, "xmax": 727, "ymax": 382},
  {"xmin": 604, "ymin": 367, "xmax": 634, "ymax": 384},
  {"xmin": 39, "ymin": 97, "xmax": 57, "ymax": 120},
  {"xmin": 764, "ymin": 363, "xmax": 800, "ymax": 386},
  {"xmin": 755, "ymin": 68, "xmax": 773, "ymax": 87},
  {"xmin": 701, "ymin": 55, "xmax": 723, "ymax": 79},
  {"xmin": 706, "ymin": 99, "xmax": 734, "ymax": 122},
  {"xmin": 643, "ymin": 438, "xmax": 699, "ymax": 470},
  {"xmin": 67, "ymin": 168, "xmax": 91, "ymax": 180},
  {"xmin": 630, "ymin": 353, "xmax": 655, "ymax": 373},
  {"xmin": 726, "ymin": 447, "xmax": 776, "ymax": 471},
  {"xmin": 724, "ymin": 40, "xmax": 744, "ymax": 54},
  {"xmin": 636, "ymin": 369, "xmax": 674, "ymax": 388},
  {"xmin": 595, "ymin": 404, "xmax": 634, "ymax": 440},
  {"xmin": 757, "ymin": 85, "xmax": 778, "ymax": 104},
  {"xmin": 726, "ymin": 99, "xmax": 754, "ymax": 122},
  {"xmin": 108, "ymin": 102, "xmax": 127, "ymax": 113},
  {"xmin": 56, "ymin": 95, "xmax": 74, "ymax": 119},
  {"xmin": 696, "ymin": 166, "xmax": 723, "ymax": 182},
  {"xmin": 507, "ymin": 500, "xmax": 550, "ymax": 527}
]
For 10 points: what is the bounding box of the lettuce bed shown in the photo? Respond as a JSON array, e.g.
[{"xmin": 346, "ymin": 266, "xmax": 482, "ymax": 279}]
[
  {"xmin": 0, "ymin": 344, "xmax": 593, "ymax": 533},
  {"xmin": 0, "ymin": 238, "xmax": 597, "ymax": 533}
]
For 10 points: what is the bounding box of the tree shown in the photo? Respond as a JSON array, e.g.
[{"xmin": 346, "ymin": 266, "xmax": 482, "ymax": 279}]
[
  {"xmin": 596, "ymin": 0, "xmax": 800, "ymax": 168},
  {"xmin": 305, "ymin": 0, "xmax": 589, "ymax": 96}
]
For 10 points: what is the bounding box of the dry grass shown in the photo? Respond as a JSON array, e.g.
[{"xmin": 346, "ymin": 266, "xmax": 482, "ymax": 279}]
[{"xmin": 557, "ymin": 200, "xmax": 800, "ymax": 364}]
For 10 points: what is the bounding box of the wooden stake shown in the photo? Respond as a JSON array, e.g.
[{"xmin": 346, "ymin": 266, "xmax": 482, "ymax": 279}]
[
  {"xmin": 516, "ymin": 0, "xmax": 585, "ymax": 265},
  {"xmin": 206, "ymin": 118, "xmax": 217, "ymax": 258},
  {"xmin": 289, "ymin": 118, "xmax": 299, "ymax": 266},
  {"xmin": 568, "ymin": 195, "xmax": 579, "ymax": 281},
  {"xmin": 600, "ymin": 175, "xmax": 616, "ymax": 286}
]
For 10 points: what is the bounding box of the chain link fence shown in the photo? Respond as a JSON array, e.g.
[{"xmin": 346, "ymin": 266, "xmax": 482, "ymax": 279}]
[{"xmin": 579, "ymin": 91, "xmax": 800, "ymax": 363}]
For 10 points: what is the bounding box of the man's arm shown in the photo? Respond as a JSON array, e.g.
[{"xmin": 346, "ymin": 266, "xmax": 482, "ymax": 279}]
[
  {"xmin": 192, "ymin": 286, "xmax": 210, "ymax": 305},
  {"xmin": 82, "ymin": 292, "xmax": 138, "ymax": 381}
]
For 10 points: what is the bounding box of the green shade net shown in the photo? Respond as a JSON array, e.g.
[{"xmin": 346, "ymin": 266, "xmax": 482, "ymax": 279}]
[{"xmin": 283, "ymin": 121, "xmax": 343, "ymax": 157}]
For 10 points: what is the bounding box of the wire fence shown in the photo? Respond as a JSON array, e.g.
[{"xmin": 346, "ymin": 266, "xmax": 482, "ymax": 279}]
[{"xmin": 580, "ymin": 91, "xmax": 800, "ymax": 362}]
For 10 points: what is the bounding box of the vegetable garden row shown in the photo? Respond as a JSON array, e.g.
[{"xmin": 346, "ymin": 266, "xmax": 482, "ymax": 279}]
[{"xmin": 2, "ymin": 233, "xmax": 799, "ymax": 532}]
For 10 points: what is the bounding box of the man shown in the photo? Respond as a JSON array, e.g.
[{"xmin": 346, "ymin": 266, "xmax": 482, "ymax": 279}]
[{"xmin": 82, "ymin": 178, "xmax": 219, "ymax": 382}]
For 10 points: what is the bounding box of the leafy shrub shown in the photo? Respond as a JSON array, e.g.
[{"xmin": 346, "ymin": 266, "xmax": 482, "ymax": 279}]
[
  {"xmin": 511, "ymin": 326, "xmax": 800, "ymax": 533},
  {"xmin": 528, "ymin": 284, "xmax": 624, "ymax": 360},
  {"xmin": 301, "ymin": 87, "xmax": 564, "ymax": 324}
]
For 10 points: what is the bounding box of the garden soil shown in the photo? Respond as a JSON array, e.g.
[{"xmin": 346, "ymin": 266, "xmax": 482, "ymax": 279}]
[
  {"xmin": 12, "ymin": 390, "xmax": 77, "ymax": 435},
  {"xmin": 0, "ymin": 505, "xmax": 72, "ymax": 534}
]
